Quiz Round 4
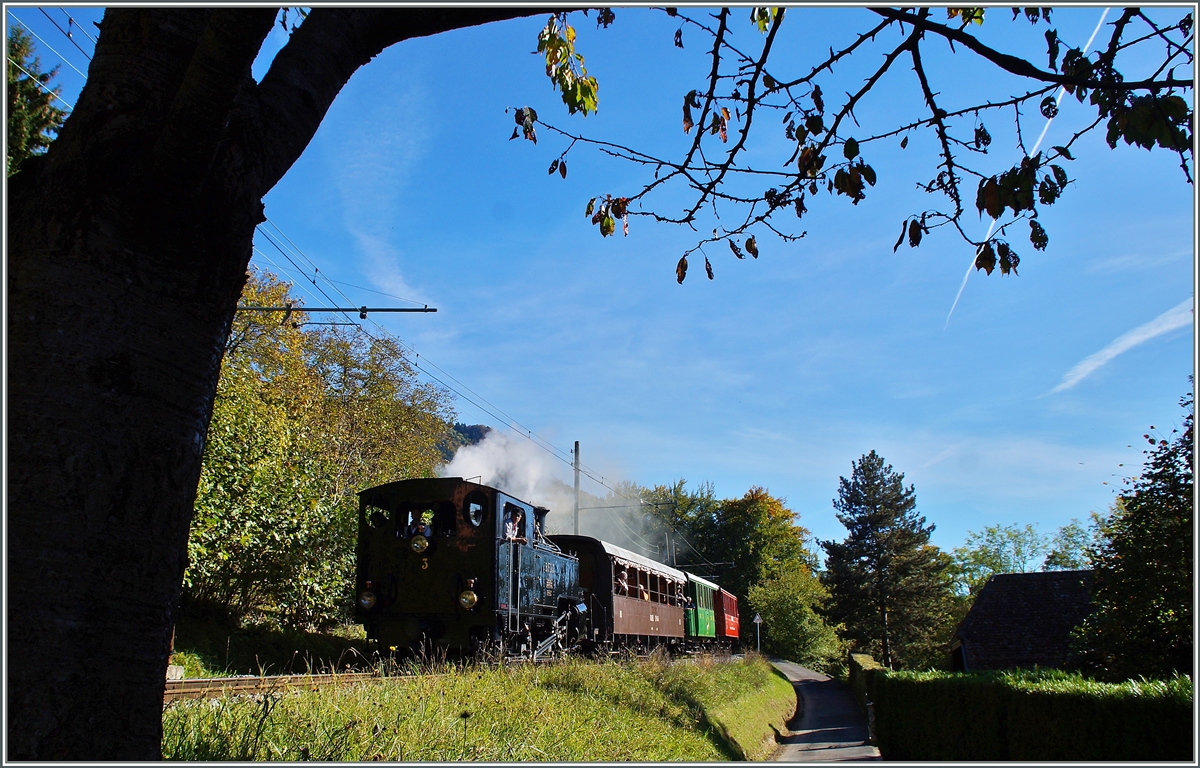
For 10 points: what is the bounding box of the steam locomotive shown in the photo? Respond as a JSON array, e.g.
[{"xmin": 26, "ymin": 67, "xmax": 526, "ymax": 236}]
[{"xmin": 354, "ymin": 477, "xmax": 739, "ymax": 657}]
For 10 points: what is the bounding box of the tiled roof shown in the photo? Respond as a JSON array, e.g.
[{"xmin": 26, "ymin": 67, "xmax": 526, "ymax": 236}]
[{"xmin": 954, "ymin": 570, "xmax": 1094, "ymax": 671}]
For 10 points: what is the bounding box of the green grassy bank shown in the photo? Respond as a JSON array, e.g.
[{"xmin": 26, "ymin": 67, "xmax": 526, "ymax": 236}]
[{"xmin": 162, "ymin": 654, "xmax": 795, "ymax": 761}]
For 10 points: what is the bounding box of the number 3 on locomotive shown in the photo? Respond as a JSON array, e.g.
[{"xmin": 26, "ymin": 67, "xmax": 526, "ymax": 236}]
[{"xmin": 421, "ymin": 558, "xmax": 429, "ymax": 570}]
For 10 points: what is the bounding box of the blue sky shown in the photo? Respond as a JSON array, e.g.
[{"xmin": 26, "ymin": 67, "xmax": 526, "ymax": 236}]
[{"xmin": 18, "ymin": 7, "xmax": 1194, "ymax": 554}]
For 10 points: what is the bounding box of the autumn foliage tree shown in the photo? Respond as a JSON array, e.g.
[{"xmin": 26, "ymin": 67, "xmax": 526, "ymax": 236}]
[{"xmin": 184, "ymin": 272, "xmax": 454, "ymax": 629}]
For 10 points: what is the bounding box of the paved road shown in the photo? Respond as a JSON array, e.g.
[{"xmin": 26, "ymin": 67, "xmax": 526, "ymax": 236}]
[{"xmin": 769, "ymin": 661, "xmax": 881, "ymax": 762}]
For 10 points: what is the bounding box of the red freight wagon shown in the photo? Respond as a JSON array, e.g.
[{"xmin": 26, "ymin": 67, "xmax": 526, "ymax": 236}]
[{"xmin": 714, "ymin": 588, "xmax": 739, "ymax": 647}]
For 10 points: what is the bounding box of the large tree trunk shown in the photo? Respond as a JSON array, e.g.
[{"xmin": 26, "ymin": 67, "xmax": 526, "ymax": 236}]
[
  {"xmin": 6, "ymin": 7, "xmax": 537, "ymax": 758},
  {"xmin": 7, "ymin": 12, "xmax": 273, "ymax": 757}
]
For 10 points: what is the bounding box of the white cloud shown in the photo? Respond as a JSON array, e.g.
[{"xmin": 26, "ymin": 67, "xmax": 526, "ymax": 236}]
[{"xmin": 1049, "ymin": 297, "xmax": 1193, "ymax": 394}]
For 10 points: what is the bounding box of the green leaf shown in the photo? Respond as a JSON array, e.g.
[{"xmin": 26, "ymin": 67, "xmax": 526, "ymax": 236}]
[
  {"xmin": 843, "ymin": 138, "xmax": 859, "ymax": 160},
  {"xmin": 585, "ymin": 198, "xmax": 596, "ymax": 216},
  {"xmin": 1051, "ymin": 145, "xmax": 1074, "ymax": 160}
]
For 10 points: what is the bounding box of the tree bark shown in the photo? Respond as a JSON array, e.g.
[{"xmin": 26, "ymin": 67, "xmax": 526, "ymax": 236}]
[{"xmin": 6, "ymin": 7, "xmax": 539, "ymax": 758}]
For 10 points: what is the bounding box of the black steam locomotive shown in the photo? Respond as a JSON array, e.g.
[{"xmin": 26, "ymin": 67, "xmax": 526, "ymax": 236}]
[{"xmin": 354, "ymin": 477, "xmax": 739, "ymax": 657}]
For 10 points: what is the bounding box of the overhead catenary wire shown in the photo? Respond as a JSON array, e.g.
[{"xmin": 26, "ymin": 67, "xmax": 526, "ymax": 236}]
[
  {"xmin": 38, "ymin": 7, "xmax": 91, "ymax": 62},
  {"xmin": 7, "ymin": 11, "xmax": 88, "ymax": 78},
  {"xmin": 58, "ymin": 8, "xmax": 98, "ymax": 45}
]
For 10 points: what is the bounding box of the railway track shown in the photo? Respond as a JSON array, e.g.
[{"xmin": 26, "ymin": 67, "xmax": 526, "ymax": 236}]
[{"xmin": 163, "ymin": 672, "xmax": 386, "ymax": 704}]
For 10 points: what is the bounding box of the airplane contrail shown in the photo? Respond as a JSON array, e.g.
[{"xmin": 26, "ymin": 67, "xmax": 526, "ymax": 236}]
[
  {"xmin": 1048, "ymin": 297, "xmax": 1194, "ymax": 394},
  {"xmin": 945, "ymin": 7, "xmax": 1111, "ymax": 330}
]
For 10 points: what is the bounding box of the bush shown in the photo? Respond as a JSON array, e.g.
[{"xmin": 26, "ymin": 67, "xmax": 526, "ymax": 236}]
[{"xmin": 852, "ymin": 656, "xmax": 1193, "ymax": 761}]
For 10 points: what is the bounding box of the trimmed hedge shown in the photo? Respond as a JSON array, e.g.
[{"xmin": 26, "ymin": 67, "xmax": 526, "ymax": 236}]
[{"xmin": 849, "ymin": 656, "xmax": 1193, "ymax": 761}]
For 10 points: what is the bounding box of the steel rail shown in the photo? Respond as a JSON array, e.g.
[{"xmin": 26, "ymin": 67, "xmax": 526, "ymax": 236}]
[{"xmin": 163, "ymin": 671, "xmax": 391, "ymax": 704}]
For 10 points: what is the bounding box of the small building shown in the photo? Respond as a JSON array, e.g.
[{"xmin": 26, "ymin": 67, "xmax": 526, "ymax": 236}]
[{"xmin": 950, "ymin": 570, "xmax": 1093, "ymax": 672}]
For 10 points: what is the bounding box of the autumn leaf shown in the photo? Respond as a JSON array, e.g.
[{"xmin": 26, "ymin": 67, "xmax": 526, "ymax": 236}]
[
  {"xmin": 907, "ymin": 219, "xmax": 923, "ymax": 248},
  {"xmin": 585, "ymin": 198, "xmax": 596, "ymax": 216},
  {"xmin": 843, "ymin": 138, "xmax": 859, "ymax": 160},
  {"xmin": 729, "ymin": 240, "xmax": 745, "ymax": 259},
  {"xmin": 674, "ymin": 28, "xmax": 683, "ymax": 48},
  {"xmin": 1029, "ymin": 218, "xmax": 1049, "ymax": 250},
  {"xmin": 548, "ymin": 159, "xmax": 560, "ymax": 175},
  {"xmin": 676, "ymin": 254, "xmax": 688, "ymax": 283},
  {"xmin": 559, "ymin": 160, "xmax": 568, "ymax": 179},
  {"xmin": 975, "ymin": 241, "xmax": 997, "ymax": 275},
  {"xmin": 704, "ymin": 256, "xmax": 714, "ymax": 279},
  {"xmin": 745, "ymin": 236, "xmax": 759, "ymax": 258},
  {"xmin": 893, "ymin": 220, "xmax": 907, "ymax": 252}
]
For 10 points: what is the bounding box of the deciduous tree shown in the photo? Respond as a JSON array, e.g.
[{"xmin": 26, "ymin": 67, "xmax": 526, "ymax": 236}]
[
  {"xmin": 950, "ymin": 523, "xmax": 1049, "ymax": 596},
  {"xmin": 821, "ymin": 451, "xmax": 957, "ymax": 670},
  {"xmin": 1042, "ymin": 513, "xmax": 1103, "ymax": 571},
  {"xmin": 1071, "ymin": 388, "xmax": 1193, "ymax": 682},
  {"xmin": 747, "ymin": 560, "xmax": 845, "ymax": 673},
  {"xmin": 185, "ymin": 271, "xmax": 454, "ymax": 629}
]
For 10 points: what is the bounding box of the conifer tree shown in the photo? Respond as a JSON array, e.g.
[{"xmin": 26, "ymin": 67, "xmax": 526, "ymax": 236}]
[
  {"xmin": 820, "ymin": 450, "xmax": 956, "ymax": 669},
  {"xmin": 1072, "ymin": 387, "xmax": 1193, "ymax": 681},
  {"xmin": 6, "ymin": 28, "xmax": 66, "ymax": 176}
]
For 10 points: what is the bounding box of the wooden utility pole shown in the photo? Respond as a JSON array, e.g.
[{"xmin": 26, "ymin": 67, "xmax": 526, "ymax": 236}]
[{"xmin": 573, "ymin": 441, "xmax": 580, "ymax": 535}]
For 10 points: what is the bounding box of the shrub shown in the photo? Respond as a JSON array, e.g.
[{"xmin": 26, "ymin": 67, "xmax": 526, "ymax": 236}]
[{"xmin": 852, "ymin": 656, "xmax": 1193, "ymax": 761}]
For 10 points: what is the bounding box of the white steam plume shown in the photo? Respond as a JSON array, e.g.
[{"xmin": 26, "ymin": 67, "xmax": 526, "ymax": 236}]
[{"xmin": 437, "ymin": 430, "xmax": 669, "ymax": 560}]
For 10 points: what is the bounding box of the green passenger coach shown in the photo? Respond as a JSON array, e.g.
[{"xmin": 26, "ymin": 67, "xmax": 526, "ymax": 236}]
[{"xmin": 684, "ymin": 572, "xmax": 718, "ymax": 639}]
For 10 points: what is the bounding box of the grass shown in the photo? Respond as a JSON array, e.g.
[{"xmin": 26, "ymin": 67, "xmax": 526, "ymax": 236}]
[
  {"xmin": 171, "ymin": 615, "xmax": 370, "ymax": 677},
  {"xmin": 162, "ymin": 653, "xmax": 795, "ymax": 761}
]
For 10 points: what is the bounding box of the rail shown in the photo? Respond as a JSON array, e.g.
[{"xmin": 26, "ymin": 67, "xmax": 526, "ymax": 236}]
[{"xmin": 163, "ymin": 671, "xmax": 387, "ymax": 704}]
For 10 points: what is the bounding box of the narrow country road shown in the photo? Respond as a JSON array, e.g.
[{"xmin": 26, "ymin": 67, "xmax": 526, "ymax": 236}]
[{"xmin": 769, "ymin": 661, "xmax": 881, "ymax": 762}]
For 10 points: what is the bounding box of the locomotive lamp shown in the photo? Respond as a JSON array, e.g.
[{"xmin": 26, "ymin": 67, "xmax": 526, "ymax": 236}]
[
  {"xmin": 358, "ymin": 588, "xmax": 377, "ymax": 609},
  {"xmin": 410, "ymin": 535, "xmax": 430, "ymax": 553},
  {"xmin": 459, "ymin": 577, "xmax": 479, "ymax": 609}
]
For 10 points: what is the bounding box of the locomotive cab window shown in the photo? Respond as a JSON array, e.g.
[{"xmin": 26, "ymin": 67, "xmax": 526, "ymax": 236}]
[
  {"xmin": 502, "ymin": 503, "xmax": 528, "ymax": 543},
  {"xmin": 365, "ymin": 505, "xmax": 390, "ymax": 530},
  {"xmin": 401, "ymin": 503, "xmax": 458, "ymax": 538},
  {"xmin": 463, "ymin": 491, "xmax": 488, "ymax": 527}
]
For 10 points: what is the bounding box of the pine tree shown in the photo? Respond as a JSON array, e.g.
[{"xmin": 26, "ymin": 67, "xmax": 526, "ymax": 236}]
[
  {"xmin": 820, "ymin": 450, "xmax": 956, "ymax": 669},
  {"xmin": 1071, "ymin": 387, "xmax": 1193, "ymax": 681},
  {"xmin": 6, "ymin": 27, "xmax": 67, "ymax": 176}
]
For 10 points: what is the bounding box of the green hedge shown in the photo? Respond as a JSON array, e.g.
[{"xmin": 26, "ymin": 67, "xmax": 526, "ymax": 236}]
[{"xmin": 850, "ymin": 656, "xmax": 1193, "ymax": 761}]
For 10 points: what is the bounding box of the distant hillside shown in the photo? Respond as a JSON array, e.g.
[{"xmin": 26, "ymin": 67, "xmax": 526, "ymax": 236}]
[{"xmin": 438, "ymin": 423, "xmax": 493, "ymax": 462}]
